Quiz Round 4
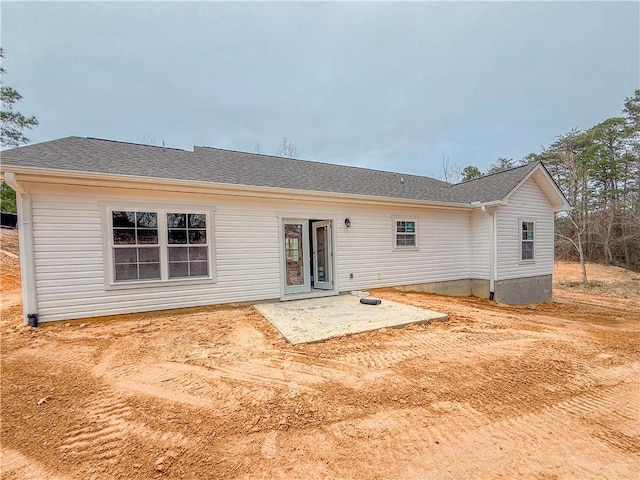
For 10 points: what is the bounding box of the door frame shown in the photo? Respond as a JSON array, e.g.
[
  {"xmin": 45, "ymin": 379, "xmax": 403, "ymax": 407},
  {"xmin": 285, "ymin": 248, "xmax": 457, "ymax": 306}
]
[
  {"xmin": 278, "ymin": 215, "xmax": 339, "ymax": 300},
  {"xmin": 281, "ymin": 219, "xmax": 310, "ymax": 295},
  {"xmin": 312, "ymin": 220, "xmax": 333, "ymax": 290}
]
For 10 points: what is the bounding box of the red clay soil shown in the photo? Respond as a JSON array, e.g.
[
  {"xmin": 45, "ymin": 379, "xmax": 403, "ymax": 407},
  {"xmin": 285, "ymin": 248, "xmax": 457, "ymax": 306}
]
[{"xmin": 1, "ymin": 233, "xmax": 639, "ymax": 479}]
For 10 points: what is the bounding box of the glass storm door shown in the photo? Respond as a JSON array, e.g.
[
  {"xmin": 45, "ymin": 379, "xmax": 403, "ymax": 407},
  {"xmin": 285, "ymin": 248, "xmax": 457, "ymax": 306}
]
[
  {"xmin": 283, "ymin": 220, "xmax": 310, "ymax": 295},
  {"xmin": 312, "ymin": 221, "xmax": 332, "ymax": 290}
]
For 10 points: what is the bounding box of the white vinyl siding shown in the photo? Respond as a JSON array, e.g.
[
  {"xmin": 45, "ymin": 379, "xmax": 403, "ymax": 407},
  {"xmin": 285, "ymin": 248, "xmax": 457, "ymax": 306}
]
[
  {"xmin": 32, "ymin": 192, "xmax": 280, "ymax": 322},
  {"xmin": 338, "ymin": 208, "xmax": 470, "ymax": 290},
  {"xmin": 29, "ymin": 185, "xmax": 472, "ymax": 322},
  {"xmin": 496, "ymin": 177, "xmax": 555, "ymax": 280},
  {"xmin": 470, "ymin": 209, "xmax": 491, "ymax": 279}
]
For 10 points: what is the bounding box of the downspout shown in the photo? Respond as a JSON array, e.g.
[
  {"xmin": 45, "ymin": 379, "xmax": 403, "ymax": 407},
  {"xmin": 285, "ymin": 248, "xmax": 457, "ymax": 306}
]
[
  {"xmin": 490, "ymin": 208, "xmax": 498, "ymax": 300},
  {"xmin": 4, "ymin": 172, "xmax": 38, "ymax": 325},
  {"xmin": 477, "ymin": 203, "xmax": 498, "ymax": 301}
]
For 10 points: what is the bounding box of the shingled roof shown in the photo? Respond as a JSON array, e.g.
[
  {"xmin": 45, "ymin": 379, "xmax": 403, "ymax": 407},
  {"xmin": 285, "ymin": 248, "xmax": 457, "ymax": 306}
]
[
  {"xmin": 1, "ymin": 136, "xmax": 542, "ymax": 205},
  {"xmin": 446, "ymin": 161, "xmax": 540, "ymax": 203}
]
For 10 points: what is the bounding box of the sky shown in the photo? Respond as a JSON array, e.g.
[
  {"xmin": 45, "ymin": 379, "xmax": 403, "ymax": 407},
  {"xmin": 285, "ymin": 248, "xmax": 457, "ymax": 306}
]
[{"xmin": 1, "ymin": 1, "xmax": 638, "ymax": 178}]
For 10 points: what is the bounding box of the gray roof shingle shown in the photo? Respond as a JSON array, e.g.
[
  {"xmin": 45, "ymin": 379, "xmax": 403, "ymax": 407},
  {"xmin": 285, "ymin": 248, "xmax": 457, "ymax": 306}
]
[
  {"xmin": 1, "ymin": 136, "xmax": 540, "ymax": 205},
  {"xmin": 446, "ymin": 161, "xmax": 539, "ymax": 203}
]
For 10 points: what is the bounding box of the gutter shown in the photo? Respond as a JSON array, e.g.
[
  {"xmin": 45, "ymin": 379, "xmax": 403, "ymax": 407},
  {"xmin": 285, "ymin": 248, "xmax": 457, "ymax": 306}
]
[
  {"xmin": 4, "ymin": 172, "xmax": 38, "ymax": 325},
  {"xmin": 553, "ymin": 204, "xmax": 571, "ymax": 213},
  {"xmin": 471, "ymin": 200, "xmax": 505, "ymax": 209}
]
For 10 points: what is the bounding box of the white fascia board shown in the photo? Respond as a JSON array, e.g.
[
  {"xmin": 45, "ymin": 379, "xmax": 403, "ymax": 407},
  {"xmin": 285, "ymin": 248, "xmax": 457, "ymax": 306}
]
[
  {"xmin": 502, "ymin": 164, "xmax": 571, "ymax": 211},
  {"xmin": 2, "ymin": 166, "xmax": 477, "ymax": 211}
]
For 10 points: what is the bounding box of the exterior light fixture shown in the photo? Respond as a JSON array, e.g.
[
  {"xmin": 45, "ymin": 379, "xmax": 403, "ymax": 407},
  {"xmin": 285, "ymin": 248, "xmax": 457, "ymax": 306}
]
[{"xmin": 344, "ymin": 218, "xmax": 352, "ymax": 227}]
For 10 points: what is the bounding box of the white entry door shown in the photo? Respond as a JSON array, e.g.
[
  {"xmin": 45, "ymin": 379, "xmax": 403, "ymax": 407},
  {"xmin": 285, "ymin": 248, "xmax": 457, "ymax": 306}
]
[
  {"xmin": 312, "ymin": 221, "xmax": 332, "ymax": 290},
  {"xmin": 283, "ymin": 220, "xmax": 310, "ymax": 295}
]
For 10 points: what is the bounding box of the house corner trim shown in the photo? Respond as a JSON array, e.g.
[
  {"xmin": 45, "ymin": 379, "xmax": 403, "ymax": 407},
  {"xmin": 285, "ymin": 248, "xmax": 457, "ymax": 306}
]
[{"xmin": 4, "ymin": 173, "xmax": 38, "ymax": 324}]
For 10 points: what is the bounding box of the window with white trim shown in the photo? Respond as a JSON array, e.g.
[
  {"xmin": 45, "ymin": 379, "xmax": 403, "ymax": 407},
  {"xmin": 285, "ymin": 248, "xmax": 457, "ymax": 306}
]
[
  {"xmin": 167, "ymin": 213, "xmax": 209, "ymax": 278},
  {"xmin": 394, "ymin": 219, "xmax": 417, "ymax": 248},
  {"xmin": 109, "ymin": 208, "xmax": 213, "ymax": 284},
  {"xmin": 112, "ymin": 211, "xmax": 161, "ymax": 281},
  {"xmin": 520, "ymin": 220, "xmax": 535, "ymax": 262}
]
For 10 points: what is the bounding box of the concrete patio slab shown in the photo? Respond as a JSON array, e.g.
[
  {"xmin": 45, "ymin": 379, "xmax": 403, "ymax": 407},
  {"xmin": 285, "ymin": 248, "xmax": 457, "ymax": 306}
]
[{"xmin": 254, "ymin": 295, "xmax": 448, "ymax": 344}]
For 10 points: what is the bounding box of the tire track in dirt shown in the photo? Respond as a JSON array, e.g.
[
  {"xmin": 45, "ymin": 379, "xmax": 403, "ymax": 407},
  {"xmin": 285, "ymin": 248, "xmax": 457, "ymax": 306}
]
[
  {"xmin": 552, "ymin": 382, "xmax": 638, "ymax": 421},
  {"xmin": 0, "ymin": 448, "xmax": 70, "ymax": 480},
  {"xmin": 96, "ymin": 359, "xmax": 295, "ymax": 410},
  {"xmin": 107, "ymin": 358, "xmax": 340, "ymax": 409},
  {"xmin": 208, "ymin": 355, "xmax": 380, "ymax": 389},
  {"xmin": 331, "ymin": 401, "xmax": 486, "ymax": 444},
  {"xmin": 124, "ymin": 421, "xmax": 189, "ymax": 448},
  {"xmin": 593, "ymin": 427, "xmax": 640, "ymax": 454},
  {"xmin": 479, "ymin": 381, "xmax": 640, "ymax": 476},
  {"xmin": 93, "ymin": 345, "xmax": 384, "ymax": 413},
  {"xmin": 207, "ymin": 362, "xmax": 322, "ymax": 389},
  {"xmin": 432, "ymin": 346, "xmax": 635, "ymax": 421},
  {"xmin": 109, "ymin": 363, "xmax": 220, "ymax": 409},
  {"xmin": 57, "ymin": 389, "xmax": 191, "ymax": 478},
  {"xmin": 58, "ymin": 391, "xmax": 132, "ymax": 464},
  {"xmin": 276, "ymin": 349, "xmax": 369, "ymax": 371},
  {"xmin": 327, "ymin": 380, "xmax": 639, "ymax": 478},
  {"xmin": 335, "ymin": 329, "xmax": 532, "ymax": 370}
]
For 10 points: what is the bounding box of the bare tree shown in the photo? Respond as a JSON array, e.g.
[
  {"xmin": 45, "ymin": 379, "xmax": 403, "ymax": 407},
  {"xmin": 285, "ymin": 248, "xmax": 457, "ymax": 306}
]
[
  {"xmin": 255, "ymin": 141, "xmax": 263, "ymax": 154},
  {"xmin": 136, "ymin": 135, "xmax": 157, "ymax": 145},
  {"xmin": 441, "ymin": 154, "xmax": 462, "ymax": 183},
  {"xmin": 276, "ymin": 137, "xmax": 298, "ymax": 158},
  {"xmin": 546, "ymin": 130, "xmax": 591, "ymax": 285},
  {"xmin": 555, "ymin": 223, "xmax": 589, "ymax": 285}
]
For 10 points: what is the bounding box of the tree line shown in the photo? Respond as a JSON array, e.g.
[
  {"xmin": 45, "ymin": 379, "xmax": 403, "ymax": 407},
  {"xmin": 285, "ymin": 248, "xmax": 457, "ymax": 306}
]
[
  {"xmin": 1, "ymin": 48, "xmax": 39, "ymax": 214},
  {"xmin": 459, "ymin": 90, "xmax": 640, "ymax": 276}
]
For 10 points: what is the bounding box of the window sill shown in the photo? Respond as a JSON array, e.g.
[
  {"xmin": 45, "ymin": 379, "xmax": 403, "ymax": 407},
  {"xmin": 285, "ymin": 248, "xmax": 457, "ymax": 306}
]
[
  {"xmin": 393, "ymin": 246, "xmax": 419, "ymax": 252},
  {"xmin": 519, "ymin": 260, "xmax": 536, "ymax": 265},
  {"xmin": 105, "ymin": 276, "xmax": 216, "ymax": 291}
]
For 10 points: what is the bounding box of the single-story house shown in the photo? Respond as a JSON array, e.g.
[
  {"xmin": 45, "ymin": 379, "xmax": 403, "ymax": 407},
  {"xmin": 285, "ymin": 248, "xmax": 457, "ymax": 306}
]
[{"xmin": 1, "ymin": 137, "xmax": 570, "ymax": 324}]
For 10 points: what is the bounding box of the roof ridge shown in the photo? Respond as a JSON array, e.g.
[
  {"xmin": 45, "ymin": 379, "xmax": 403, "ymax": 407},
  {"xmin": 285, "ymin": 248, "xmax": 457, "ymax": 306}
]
[
  {"xmin": 85, "ymin": 137, "xmax": 185, "ymax": 152},
  {"xmin": 195, "ymin": 145, "xmax": 450, "ymax": 185},
  {"xmin": 1, "ymin": 135, "xmax": 82, "ymax": 153},
  {"xmin": 450, "ymin": 161, "xmax": 539, "ymax": 187}
]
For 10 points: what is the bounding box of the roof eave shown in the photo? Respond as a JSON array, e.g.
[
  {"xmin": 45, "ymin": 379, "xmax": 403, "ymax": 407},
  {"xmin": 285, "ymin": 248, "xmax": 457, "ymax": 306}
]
[
  {"xmin": 1, "ymin": 165, "xmax": 476, "ymax": 210},
  {"xmin": 471, "ymin": 200, "xmax": 504, "ymax": 208}
]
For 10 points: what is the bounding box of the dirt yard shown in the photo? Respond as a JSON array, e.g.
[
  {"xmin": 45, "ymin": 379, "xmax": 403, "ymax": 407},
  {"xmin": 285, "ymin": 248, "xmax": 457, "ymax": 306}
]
[{"xmin": 1, "ymin": 231, "xmax": 639, "ymax": 479}]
